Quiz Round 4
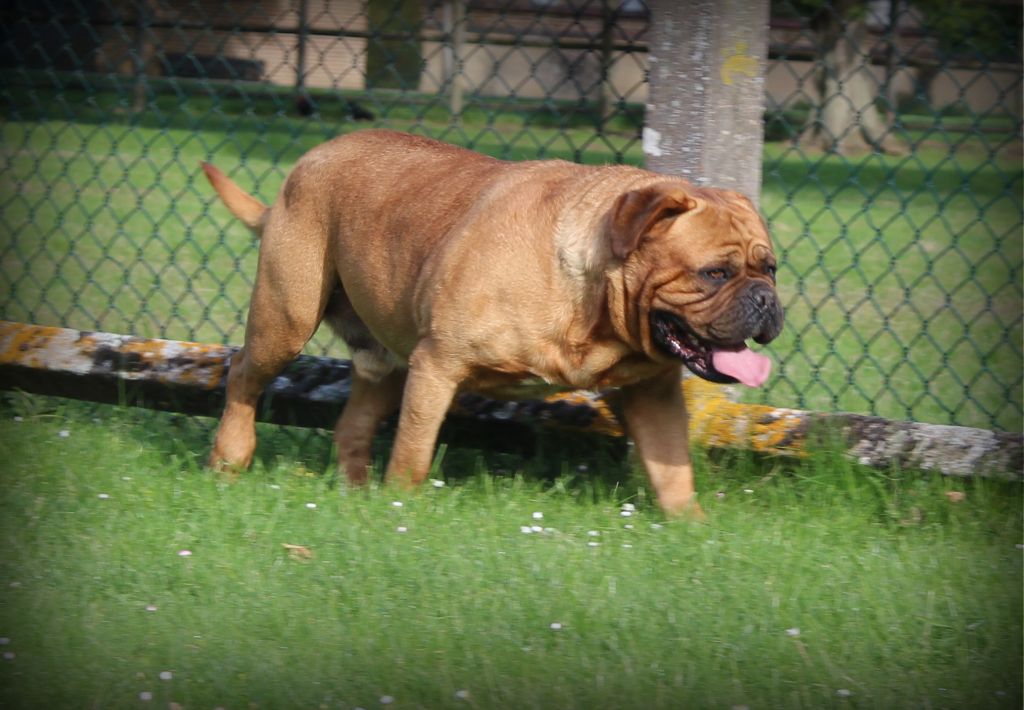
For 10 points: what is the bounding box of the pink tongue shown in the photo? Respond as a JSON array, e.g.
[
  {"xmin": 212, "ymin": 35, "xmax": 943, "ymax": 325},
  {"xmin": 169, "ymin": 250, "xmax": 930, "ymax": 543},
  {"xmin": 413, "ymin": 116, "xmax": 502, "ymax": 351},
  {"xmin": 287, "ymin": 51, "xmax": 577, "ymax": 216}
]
[{"xmin": 711, "ymin": 348, "xmax": 772, "ymax": 387}]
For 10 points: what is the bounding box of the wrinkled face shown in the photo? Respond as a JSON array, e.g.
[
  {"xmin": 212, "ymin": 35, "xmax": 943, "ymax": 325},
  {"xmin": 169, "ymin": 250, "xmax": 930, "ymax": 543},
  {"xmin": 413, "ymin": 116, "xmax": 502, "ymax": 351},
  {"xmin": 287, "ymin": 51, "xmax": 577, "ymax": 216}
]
[{"xmin": 609, "ymin": 183, "xmax": 784, "ymax": 385}]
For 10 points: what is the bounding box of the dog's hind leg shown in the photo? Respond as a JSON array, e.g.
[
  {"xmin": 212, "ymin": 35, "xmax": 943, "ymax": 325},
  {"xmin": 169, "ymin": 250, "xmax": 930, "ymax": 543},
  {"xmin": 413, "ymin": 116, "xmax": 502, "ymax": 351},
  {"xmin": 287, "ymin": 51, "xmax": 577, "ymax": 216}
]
[
  {"xmin": 333, "ymin": 369, "xmax": 406, "ymax": 485},
  {"xmin": 323, "ymin": 292, "xmax": 407, "ymax": 484},
  {"xmin": 209, "ymin": 220, "xmax": 336, "ymax": 472}
]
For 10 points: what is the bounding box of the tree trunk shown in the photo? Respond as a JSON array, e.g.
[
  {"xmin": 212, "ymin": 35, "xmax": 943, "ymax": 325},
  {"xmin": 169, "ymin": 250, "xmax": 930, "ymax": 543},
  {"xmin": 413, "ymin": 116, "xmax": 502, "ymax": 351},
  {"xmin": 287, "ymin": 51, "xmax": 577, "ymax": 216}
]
[
  {"xmin": 800, "ymin": 3, "xmax": 906, "ymax": 155},
  {"xmin": 645, "ymin": 0, "xmax": 769, "ymax": 208}
]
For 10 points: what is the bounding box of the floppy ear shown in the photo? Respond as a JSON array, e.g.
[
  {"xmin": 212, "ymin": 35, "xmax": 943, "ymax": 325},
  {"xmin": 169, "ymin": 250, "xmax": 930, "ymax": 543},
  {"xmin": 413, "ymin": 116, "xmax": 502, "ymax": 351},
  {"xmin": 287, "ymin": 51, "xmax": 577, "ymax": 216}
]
[{"xmin": 608, "ymin": 183, "xmax": 698, "ymax": 260}]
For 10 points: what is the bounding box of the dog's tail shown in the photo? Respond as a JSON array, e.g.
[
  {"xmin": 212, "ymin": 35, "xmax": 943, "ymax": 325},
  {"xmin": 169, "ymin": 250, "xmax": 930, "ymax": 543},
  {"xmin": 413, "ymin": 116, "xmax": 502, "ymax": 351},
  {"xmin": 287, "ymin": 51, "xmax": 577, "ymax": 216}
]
[{"xmin": 200, "ymin": 162, "xmax": 269, "ymax": 236}]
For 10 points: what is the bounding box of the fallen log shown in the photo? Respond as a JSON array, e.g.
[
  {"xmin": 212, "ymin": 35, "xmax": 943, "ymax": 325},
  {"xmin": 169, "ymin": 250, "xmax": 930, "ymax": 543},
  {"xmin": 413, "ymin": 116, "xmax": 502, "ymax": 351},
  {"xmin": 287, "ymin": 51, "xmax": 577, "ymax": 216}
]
[{"xmin": 1, "ymin": 320, "xmax": 1020, "ymax": 479}]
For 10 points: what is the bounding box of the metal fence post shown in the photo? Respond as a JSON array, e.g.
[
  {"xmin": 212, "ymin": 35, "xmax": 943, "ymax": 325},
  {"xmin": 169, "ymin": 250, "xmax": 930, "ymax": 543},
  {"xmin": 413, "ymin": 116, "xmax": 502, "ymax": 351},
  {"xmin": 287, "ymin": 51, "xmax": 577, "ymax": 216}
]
[
  {"xmin": 295, "ymin": 0, "xmax": 310, "ymax": 107},
  {"xmin": 643, "ymin": 0, "xmax": 770, "ymax": 208},
  {"xmin": 131, "ymin": 0, "xmax": 154, "ymax": 113},
  {"xmin": 442, "ymin": 0, "xmax": 467, "ymax": 120},
  {"xmin": 597, "ymin": 0, "xmax": 616, "ymax": 126}
]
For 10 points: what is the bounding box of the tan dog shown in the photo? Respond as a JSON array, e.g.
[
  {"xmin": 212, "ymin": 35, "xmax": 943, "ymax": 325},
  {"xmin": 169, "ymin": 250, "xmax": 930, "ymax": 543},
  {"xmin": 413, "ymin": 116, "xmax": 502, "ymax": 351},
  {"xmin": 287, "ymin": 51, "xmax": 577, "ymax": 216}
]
[{"xmin": 202, "ymin": 130, "xmax": 783, "ymax": 516}]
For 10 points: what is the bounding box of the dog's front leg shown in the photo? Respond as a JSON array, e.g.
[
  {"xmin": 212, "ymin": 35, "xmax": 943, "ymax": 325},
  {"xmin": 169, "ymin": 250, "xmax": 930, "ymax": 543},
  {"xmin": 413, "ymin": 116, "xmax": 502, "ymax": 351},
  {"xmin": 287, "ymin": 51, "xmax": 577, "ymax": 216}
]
[
  {"xmin": 384, "ymin": 344, "xmax": 462, "ymax": 487},
  {"xmin": 620, "ymin": 366, "xmax": 705, "ymax": 519}
]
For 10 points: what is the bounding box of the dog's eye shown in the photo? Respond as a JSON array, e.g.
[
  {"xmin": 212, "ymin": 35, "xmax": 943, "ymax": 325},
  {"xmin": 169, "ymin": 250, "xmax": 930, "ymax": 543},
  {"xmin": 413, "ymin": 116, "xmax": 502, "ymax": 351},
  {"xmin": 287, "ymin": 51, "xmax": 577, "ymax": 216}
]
[
  {"xmin": 702, "ymin": 267, "xmax": 731, "ymax": 283},
  {"xmin": 765, "ymin": 264, "xmax": 777, "ymax": 281}
]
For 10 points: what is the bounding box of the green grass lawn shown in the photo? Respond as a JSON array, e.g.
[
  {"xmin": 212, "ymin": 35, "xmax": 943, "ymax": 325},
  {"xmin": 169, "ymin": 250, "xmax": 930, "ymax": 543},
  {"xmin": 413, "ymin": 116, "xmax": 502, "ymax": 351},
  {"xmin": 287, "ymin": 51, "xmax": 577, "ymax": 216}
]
[
  {"xmin": 0, "ymin": 90, "xmax": 1021, "ymax": 431},
  {"xmin": 0, "ymin": 395, "xmax": 1020, "ymax": 709}
]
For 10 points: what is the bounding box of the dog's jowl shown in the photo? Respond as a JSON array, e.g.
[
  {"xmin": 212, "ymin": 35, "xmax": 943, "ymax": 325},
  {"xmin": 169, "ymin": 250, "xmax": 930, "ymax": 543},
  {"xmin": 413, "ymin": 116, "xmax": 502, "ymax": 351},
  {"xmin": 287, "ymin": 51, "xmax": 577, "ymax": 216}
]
[{"xmin": 202, "ymin": 130, "xmax": 783, "ymax": 517}]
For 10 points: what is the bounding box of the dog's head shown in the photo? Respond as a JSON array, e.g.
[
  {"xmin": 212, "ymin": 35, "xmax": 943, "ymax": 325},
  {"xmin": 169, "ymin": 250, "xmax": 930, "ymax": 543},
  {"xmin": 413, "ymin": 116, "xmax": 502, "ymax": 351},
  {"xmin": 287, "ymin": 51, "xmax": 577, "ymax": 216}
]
[{"xmin": 607, "ymin": 181, "xmax": 783, "ymax": 387}]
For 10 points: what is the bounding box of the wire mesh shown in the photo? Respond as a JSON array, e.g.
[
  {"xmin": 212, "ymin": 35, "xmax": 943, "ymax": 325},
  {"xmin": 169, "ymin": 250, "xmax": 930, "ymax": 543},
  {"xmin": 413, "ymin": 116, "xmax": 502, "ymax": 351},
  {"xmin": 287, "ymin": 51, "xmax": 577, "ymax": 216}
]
[{"xmin": 0, "ymin": 0, "xmax": 1020, "ymax": 433}]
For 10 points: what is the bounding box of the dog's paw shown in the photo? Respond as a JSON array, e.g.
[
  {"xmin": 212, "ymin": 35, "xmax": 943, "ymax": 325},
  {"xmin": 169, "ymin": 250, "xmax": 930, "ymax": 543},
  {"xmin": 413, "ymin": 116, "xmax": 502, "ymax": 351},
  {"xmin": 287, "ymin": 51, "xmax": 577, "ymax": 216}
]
[
  {"xmin": 659, "ymin": 493, "xmax": 707, "ymax": 522},
  {"xmin": 207, "ymin": 453, "xmax": 245, "ymax": 481}
]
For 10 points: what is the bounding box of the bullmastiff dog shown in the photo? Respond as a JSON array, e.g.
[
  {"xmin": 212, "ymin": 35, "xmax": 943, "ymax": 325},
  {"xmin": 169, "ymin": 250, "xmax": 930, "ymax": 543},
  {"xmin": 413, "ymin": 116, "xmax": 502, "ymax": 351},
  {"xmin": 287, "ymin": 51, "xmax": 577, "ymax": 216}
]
[{"xmin": 202, "ymin": 129, "xmax": 783, "ymax": 516}]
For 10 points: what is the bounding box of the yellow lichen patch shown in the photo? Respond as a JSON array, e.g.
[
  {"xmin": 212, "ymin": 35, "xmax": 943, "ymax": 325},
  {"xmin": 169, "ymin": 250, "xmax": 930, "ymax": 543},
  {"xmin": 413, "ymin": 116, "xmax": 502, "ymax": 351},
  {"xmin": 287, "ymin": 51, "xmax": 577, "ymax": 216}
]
[
  {"xmin": 120, "ymin": 339, "xmax": 167, "ymax": 358},
  {"xmin": 683, "ymin": 377, "xmax": 732, "ymax": 405},
  {"xmin": 683, "ymin": 377, "xmax": 810, "ymax": 457},
  {"xmin": 119, "ymin": 338, "xmax": 232, "ymax": 389},
  {"xmin": 536, "ymin": 377, "xmax": 814, "ymax": 456},
  {"xmin": 0, "ymin": 322, "xmax": 48, "ymax": 363},
  {"xmin": 686, "ymin": 379, "xmax": 747, "ymax": 448},
  {"xmin": 171, "ymin": 342, "xmax": 234, "ymax": 389},
  {"xmin": 542, "ymin": 390, "xmax": 624, "ymax": 437},
  {"xmin": 0, "ymin": 322, "xmax": 66, "ymax": 369},
  {"xmin": 750, "ymin": 409, "xmax": 811, "ymax": 456}
]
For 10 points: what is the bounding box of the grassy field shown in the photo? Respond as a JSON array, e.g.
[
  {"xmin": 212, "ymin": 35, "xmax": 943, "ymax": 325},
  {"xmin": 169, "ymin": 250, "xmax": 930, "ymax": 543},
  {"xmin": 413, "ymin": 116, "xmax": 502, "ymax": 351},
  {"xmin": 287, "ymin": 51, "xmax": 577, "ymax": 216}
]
[
  {"xmin": 0, "ymin": 89, "xmax": 1021, "ymax": 431},
  {"xmin": 0, "ymin": 394, "xmax": 1021, "ymax": 709}
]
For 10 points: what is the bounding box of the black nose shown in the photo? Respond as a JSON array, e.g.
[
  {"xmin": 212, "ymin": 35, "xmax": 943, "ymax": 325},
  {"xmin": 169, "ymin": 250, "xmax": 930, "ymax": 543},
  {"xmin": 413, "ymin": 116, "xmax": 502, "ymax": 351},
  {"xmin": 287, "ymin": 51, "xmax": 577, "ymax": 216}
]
[{"xmin": 747, "ymin": 282, "xmax": 783, "ymax": 344}]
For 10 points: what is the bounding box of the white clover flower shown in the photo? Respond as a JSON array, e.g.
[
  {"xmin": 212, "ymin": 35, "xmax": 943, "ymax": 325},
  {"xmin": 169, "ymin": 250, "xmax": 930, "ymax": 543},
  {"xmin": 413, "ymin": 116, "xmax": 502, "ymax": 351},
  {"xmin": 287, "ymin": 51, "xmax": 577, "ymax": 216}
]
[
  {"xmin": 587, "ymin": 530, "xmax": 599, "ymax": 537},
  {"xmin": 305, "ymin": 502, "xmax": 317, "ymax": 509},
  {"xmin": 587, "ymin": 541, "xmax": 600, "ymax": 547},
  {"xmin": 621, "ymin": 543, "xmax": 633, "ymax": 549},
  {"xmin": 159, "ymin": 671, "xmax": 173, "ymax": 681},
  {"xmin": 836, "ymin": 689, "xmax": 852, "ymax": 697},
  {"xmin": 431, "ymin": 479, "xmax": 445, "ymax": 488},
  {"xmin": 549, "ymin": 622, "xmax": 563, "ymax": 630},
  {"xmin": 786, "ymin": 627, "xmax": 800, "ymax": 637},
  {"xmin": 145, "ymin": 605, "xmax": 158, "ymax": 612},
  {"xmin": 139, "ymin": 691, "xmax": 153, "ymax": 701},
  {"xmin": 621, "ymin": 503, "xmax": 636, "ymax": 512},
  {"xmin": 454, "ymin": 689, "xmax": 471, "ymax": 700},
  {"xmin": 530, "ymin": 525, "xmax": 543, "ymax": 533},
  {"xmin": 624, "ymin": 524, "xmax": 634, "ymax": 530},
  {"xmin": 58, "ymin": 429, "xmax": 70, "ymax": 438},
  {"xmin": 650, "ymin": 523, "xmax": 663, "ymax": 530},
  {"xmin": 177, "ymin": 550, "xmax": 192, "ymax": 557},
  {"xmin": 97, "ymin": 493, "xmax": 110, "ymax": 500},
  {"xmin": 520, "ymin": 526, "xmax": 533, "ymax": 534},
  {"xmin": 380, "ymin": 695, "xmax": 395, "ymax": 705},
  {"xmin": 391, "ymin": 501, "xmax": 403, "ymax": 508},
  {"xmin": 532, "ymin": 511, "xmax": 544, "ymax": 520},
  {"xmin": 396, "ymin": 526, "xmax": 408, "ymax": 533},
  {"xmin": 620, "ymin": 510, "xmax": 632, "ymax": 517}
]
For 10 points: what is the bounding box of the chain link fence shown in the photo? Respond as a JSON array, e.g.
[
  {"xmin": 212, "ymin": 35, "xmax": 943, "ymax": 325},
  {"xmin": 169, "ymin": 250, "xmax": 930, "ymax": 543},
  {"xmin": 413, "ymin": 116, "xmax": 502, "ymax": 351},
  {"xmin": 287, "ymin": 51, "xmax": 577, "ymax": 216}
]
[{"xmin": 1, "ymin": 0, "xmax": 1021, "ymax": 434}]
